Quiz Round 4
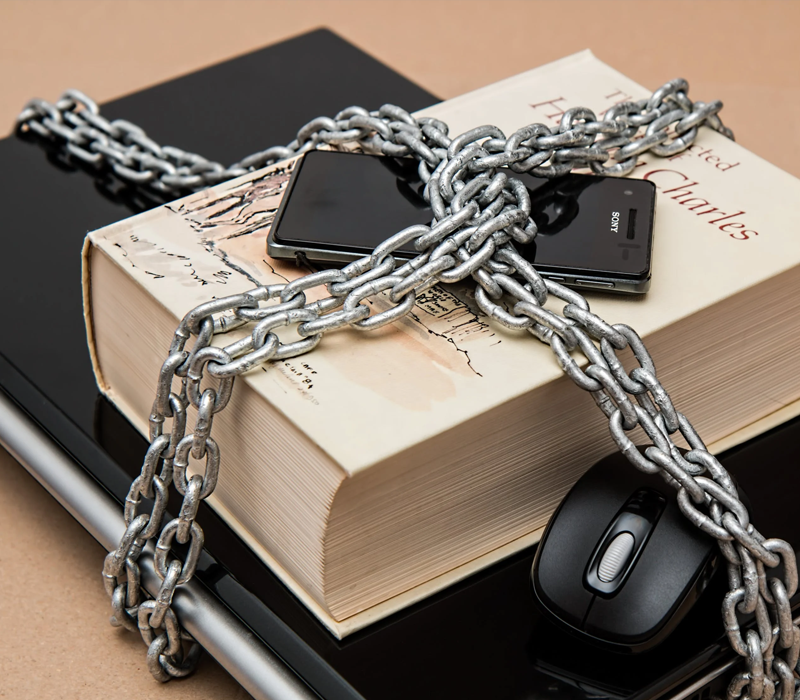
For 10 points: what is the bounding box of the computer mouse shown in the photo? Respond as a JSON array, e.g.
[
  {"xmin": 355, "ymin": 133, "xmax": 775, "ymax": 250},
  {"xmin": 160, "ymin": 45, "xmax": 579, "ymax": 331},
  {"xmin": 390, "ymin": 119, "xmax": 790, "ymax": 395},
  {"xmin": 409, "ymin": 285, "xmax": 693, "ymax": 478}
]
[{"xmin": 531, "ymin": 449, "xmax": 720, "ymax": 653}]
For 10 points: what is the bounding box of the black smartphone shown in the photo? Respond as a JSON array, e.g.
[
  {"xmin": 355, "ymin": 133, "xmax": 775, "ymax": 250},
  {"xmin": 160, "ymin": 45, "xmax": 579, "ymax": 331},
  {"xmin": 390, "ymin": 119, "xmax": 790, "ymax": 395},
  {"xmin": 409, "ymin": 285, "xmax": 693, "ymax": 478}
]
[{"xmin": 267, "ymin": 150, "xmax": 657, "ymax": 294}]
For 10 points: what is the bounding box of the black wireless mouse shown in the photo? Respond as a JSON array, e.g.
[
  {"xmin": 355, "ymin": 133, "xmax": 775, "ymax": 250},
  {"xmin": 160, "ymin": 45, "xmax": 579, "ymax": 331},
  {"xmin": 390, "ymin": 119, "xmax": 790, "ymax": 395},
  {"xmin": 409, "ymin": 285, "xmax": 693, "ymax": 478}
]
[{"xmin": 531, "ymin": 449, "xmax": 720, "ymax": 653}]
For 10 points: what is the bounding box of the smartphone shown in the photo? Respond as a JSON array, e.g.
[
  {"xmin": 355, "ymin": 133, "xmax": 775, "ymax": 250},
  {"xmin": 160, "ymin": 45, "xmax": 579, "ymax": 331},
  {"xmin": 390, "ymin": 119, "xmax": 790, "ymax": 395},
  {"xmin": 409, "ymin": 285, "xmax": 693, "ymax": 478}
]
[{"xmin": 267, "ymin": 150, "xmax": 657, "ymax": 294}]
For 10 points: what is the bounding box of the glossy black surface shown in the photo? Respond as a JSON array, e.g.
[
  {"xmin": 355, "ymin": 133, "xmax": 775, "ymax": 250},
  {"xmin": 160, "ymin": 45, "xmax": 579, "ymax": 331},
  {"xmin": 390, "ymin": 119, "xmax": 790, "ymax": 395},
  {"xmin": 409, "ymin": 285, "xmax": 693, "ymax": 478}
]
[
  {"xmin": 272, "ymin": 150, "xmax": 434, "ymax": 255},
  {"xmin": 270, "ymin": 149, "xmax": 655, "ymax": 280},
  {"xmin": 519, "ymin": 174, "xmax": 655, "ymax": 279},
  {"xmin": 533, "ymin": 451, "xmax": 718, "ymax": 652},
  {"xmin": 2, "ymin": 28, "xmax": 799, "ymax": 700}
]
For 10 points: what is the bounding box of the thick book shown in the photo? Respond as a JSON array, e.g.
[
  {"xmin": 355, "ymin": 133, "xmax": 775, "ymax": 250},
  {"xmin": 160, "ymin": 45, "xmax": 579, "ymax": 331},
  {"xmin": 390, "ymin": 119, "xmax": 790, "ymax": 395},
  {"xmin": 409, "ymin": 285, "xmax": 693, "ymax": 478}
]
[{"xmin": 82, "ymin": 50, "xmax": 800, "ymax": 637}]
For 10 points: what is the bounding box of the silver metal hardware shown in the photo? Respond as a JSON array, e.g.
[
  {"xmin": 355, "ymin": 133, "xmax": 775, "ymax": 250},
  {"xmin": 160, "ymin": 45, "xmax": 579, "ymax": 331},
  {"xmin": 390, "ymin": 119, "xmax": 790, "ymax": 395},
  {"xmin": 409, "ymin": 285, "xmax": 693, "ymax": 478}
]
[{"xmin": 16, "ymin": 82, "xmax": 794, "ymax": 700}]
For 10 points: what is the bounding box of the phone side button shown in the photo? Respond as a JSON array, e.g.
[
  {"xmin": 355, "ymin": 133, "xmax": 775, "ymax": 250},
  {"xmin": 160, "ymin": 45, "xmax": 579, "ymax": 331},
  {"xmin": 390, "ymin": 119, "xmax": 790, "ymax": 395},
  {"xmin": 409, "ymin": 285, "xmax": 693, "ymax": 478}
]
[
  {"xmin": 544, "ymin": 275, "xmax": 566, "ymax": 283},
  {"xmin": 574, "ymin": 279, "xmax": 615, "ymax": 289}
]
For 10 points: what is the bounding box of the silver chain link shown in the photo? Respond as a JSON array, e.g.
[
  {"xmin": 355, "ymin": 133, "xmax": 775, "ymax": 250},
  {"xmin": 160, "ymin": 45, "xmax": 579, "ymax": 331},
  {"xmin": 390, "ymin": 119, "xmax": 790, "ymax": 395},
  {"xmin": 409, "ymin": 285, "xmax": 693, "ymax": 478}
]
[{"xmin": 17, "ymin": 82, "xmax": 796, "ymax": 700}]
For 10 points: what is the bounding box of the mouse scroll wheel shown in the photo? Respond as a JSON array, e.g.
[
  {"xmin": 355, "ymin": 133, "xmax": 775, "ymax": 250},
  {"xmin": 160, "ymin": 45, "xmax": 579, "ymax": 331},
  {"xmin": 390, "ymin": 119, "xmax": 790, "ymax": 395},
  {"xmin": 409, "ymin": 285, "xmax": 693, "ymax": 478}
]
[{"xmin": 598, "ymin": 532, "xmax": 636, "ymax": 583}]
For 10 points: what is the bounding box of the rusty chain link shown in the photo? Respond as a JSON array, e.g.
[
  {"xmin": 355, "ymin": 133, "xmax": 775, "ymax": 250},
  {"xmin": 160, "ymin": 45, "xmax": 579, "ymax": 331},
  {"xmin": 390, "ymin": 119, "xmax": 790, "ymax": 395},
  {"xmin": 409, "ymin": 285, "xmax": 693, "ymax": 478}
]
[{"xmin": 17, "ymin": 82, "xmax": 797, "ymax": 700}]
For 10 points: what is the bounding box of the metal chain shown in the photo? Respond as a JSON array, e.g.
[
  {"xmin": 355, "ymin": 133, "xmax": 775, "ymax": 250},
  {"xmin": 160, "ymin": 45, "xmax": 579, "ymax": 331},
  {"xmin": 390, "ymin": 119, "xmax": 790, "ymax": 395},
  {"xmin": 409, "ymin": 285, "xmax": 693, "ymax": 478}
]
[{"xmin": 16, "ymin": 83, "xmax": 796, "ymax": 700}]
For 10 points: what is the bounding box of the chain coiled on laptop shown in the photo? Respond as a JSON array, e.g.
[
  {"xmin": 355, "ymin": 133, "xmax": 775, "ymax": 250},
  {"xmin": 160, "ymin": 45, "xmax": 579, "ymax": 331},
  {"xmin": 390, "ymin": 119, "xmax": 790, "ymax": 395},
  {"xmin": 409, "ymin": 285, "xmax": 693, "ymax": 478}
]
[{"xmin": 17, "ymin": 83, "xmax": 798, "ymax": 700}]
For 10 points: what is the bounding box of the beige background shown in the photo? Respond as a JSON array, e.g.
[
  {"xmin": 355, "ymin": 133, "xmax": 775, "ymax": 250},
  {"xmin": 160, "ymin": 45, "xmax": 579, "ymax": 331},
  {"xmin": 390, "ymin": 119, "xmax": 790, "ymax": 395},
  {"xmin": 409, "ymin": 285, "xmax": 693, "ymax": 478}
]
[{"xmin": 1, "ymin": 1, "xmax": 799, "ymax": 698}]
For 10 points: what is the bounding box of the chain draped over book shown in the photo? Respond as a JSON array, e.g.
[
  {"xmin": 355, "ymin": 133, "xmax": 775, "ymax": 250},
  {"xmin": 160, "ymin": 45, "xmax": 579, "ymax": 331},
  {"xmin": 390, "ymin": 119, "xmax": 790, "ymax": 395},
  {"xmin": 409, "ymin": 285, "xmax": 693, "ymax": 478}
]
[{"xmin": 17, "ymin": 82, "xmax": 798, "ymax": 700}]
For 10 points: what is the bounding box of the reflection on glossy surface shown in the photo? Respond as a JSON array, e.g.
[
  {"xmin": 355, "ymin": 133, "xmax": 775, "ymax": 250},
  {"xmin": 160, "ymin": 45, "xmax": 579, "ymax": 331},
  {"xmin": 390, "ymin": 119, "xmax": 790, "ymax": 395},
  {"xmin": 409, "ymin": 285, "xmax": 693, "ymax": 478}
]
[{"xmin": 16, "ymin": 128, "xmax": 171, "ymax": 215}]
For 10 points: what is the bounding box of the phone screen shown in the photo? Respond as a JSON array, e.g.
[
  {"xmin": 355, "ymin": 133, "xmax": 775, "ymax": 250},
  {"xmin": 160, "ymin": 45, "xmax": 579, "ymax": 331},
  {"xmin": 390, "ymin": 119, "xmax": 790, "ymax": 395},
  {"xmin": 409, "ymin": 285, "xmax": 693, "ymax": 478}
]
[{"xmin": 271, "ymin": 150, "xmax": 655, "ymax": 282}]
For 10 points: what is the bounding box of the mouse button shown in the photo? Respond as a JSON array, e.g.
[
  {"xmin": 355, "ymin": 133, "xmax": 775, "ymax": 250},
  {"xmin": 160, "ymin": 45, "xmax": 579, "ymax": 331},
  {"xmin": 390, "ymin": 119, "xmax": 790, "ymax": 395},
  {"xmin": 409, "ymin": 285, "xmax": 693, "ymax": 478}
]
[
  {"xmin": 583, "ymin": 504, "xmax": 716, "ymax": 648},
  {"xmin": 539, "ymin": 453, "xmax": 637, "ymax": 572},
  {"xmin": 583, "ymin": 547, "xmax": 690, "ymax": 648},
  {"xmin": 564, "ymin": 455, "xmax": 645, "ymax": 525},
  {"xmin": 532, "ymin": 567, "xmax": 594, "ymax": 631},
  {"xmin": 532, "ymin": 498, "xmax": 598, "ymax": 629},
  {"xmin": 577, "ymin": 451, "xmax": 669, "ymax": 508}
]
